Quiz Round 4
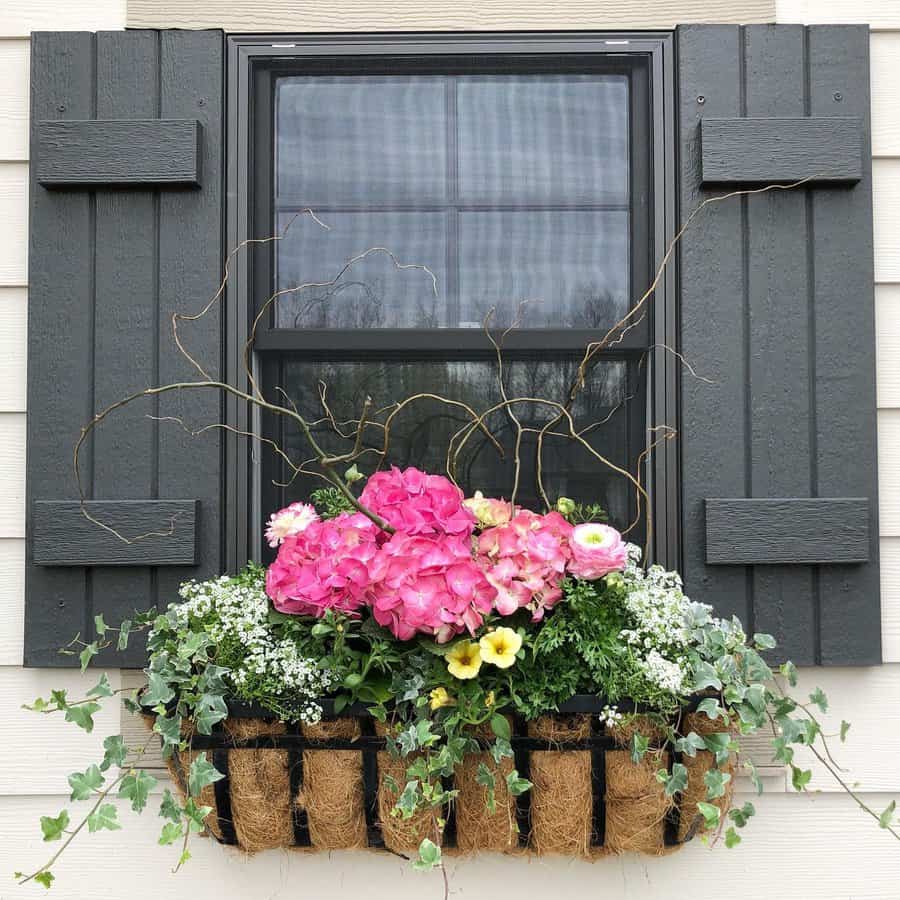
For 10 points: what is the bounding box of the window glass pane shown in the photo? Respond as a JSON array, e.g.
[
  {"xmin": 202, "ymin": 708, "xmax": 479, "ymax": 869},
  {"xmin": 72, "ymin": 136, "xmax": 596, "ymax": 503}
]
[
  {"xmin": 273, "ymin": 70, "xmax": 632, "ymax": 331},
  {"xmin": 456, "ymin": 75, "xmax": 628, "ymax": 204},
  {"xmin": 270, "ymin": 358, "xmax": 641, "ymax": 532},
  {"xmin": 275, "ymin": 211, "xmax": 448, "ymax": 328},
  {"xmin": 275, "ymin": 76, "xmax": 448, "ymax": 203},
  {"xmin": 457, "ymin": 210, "xmax": 628, "ymax": 329}
]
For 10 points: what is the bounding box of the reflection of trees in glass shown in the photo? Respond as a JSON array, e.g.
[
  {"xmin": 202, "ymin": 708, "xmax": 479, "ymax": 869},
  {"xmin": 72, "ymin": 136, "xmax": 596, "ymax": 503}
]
[{"xmin": 278, "ymin": 357, "xmax": 635, "ymax": 528}]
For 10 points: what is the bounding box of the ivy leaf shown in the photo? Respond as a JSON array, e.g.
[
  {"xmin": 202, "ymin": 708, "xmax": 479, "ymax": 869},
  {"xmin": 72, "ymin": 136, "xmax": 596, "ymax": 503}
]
[
  {"xmin": 745, "ymin": 760, "xmax": 764, "ymax": 797},
  {"xmin": 87, "ymin": 804, "xmax": 121, "ymax": 833},
  {"xmin": 100, "ymin": 735, "xmax": 128, "ymax": 772},
  {"xmin": 696, "ymin": 697, "xmax": 725, "ymax": 722},
  {"xmin": 779, "ymin": 661, "xmax": 799, "ymax": 687},
  {"xmin": 752, "ymin": 632, "xmax": 776, "ymax": 650},
  {"xmin": 183, "ymin": 798, "xmax": 212, "ymax": 833},
  {"xmin": 194, "ymin": 693, "xmax": 228, "ymax": 735},
  {"xmin": 64, "ymin": 701, "xmax": 101, "ymax": 733},
  {"xmin": 117, "ymin": 619, "xmax": 132, "ymax": 652},
  {"xmin": 691, "ymin": 661, "xmax": 722, "ymax": 692},
  {"xmin": 659, "ymin": 763, "xmax": 688, "ymax": 797},
  {"xmin": 50, "ymin": 689, "xmax": 68, "ymax": 709},
  {"xmin": 490, "ymin": 737, "xmax": 513, "ymax": 764},
  {"xmin": 188, "ymin": 754, "xmax": 224, "ymax": 798},
  {"xmin": 412, "ymin": 837, "xmax": 442, "ymax": 871},
  {"xmin": 158, "ymin": 822, "xmax": 183, "ymax": 846},
  {"xmin": 700, "ymin": 732, "xmax": 734, "ymax": 765},
  {"xmin": 79, "ymin": 643, "xmax": 99, "ymax": 672},
  {"xmin": 397, "ymin": 724, "xmax": 419, "ymax": 756},
  {"xmin": 68, "ymin": 765, "xmax": 104, "ymax": 802},
  {"xmin": 154, "ymin": 713, "xmax": 182, "ymax": 751},
  {"xmin": 879, "ymin": 801, "xmax": 896, "ymax": 829},
  {"xmin": 630, "ymin": 732, "xmax": 649, "ymax": 764},
  {"xmin": 490, "ymin": 714, "xmax": 511, "ymax": 742},
  {"xmin": 416, "ymin": 719, "xmax": 438, "ymax": 748},
  {"xmin": 119, "ymin": 770, "xmax": 158, "ymax": 813},
  {"xmin": 34, "ymin": 871, "xmax": 55, "ymax": 889},
  {"xmin": 142, "ymin": 672, "xmax": 175, "ymax": 707},
  {"xmin": 94, "ymin": 613, "xmax": 108, "ymax": 637},
  {"xmin": 396, "ymin": 780, "xmax": 419, "ymax": 819},
  {"xmin": 159, "ymin": 788, "xmax": 182, "ymax": 823},
  {"xmin": 840, "ymin": 720, "xmax": 851, "ymax": 742},
  {"xmin": 674, "ymin": 732, "xmax": 706, "ymax": 758},
  {"xmin": 87, "ymin": 672, "xmax": 115, "ymax": 699},
  {"xmin": 506, "ymin": 771, "xmax": 532, "ymax": 796},
  {"xmin": 476, "ymin": 762, "xmax": 496, "ymax": 813},
  {"xmin": 703, "ymin": 768, "xmax": 732, "ymax": 800},
  {"xmin": 771, "ymin": 736, "xmax": 794, "ymax": 765},
  {"xmin": 40, "ymin": 810, "xmax": 70, "ymax": 842},
  {"xmin": 790, "ymin": 765, "xmax": 812, "ymax": 792},
  {"xmin": 724, "ymin": 826, "xmax": 742, "ymax": 848},
  {"xmin": 809, "ymin": 687, "xmax": 829, "ymax": 713},
  {"xmin": 696, "ymin": 802, "xmax": 721, "ymax": 829},
  {"xmin": 729, "ymin": 801, "xmax": 756, "ymax": 828}
]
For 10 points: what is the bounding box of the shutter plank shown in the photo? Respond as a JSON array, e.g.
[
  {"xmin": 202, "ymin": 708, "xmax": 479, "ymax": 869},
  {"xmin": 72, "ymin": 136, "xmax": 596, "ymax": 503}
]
[
  {"xmin": 677, "ymin": 25, "xmax": 752, "ymax": 629},
  {"xmin": 91, "ymin": 31, "xmax": 160, "ymax": 666},
  {"xmin": 156, "ymin": 30, "xmax": 224, "ymax": 605},
  {"xmin": 744, "ymin": 24, "xmax": 816, "ymax": 664},
  {"xmin": 24, "ymin": 33, "xmax": 95, "ymax": 666},
  {"xmin": 809, "ymin": 26, "xmax": 882, "ymax": 665}
]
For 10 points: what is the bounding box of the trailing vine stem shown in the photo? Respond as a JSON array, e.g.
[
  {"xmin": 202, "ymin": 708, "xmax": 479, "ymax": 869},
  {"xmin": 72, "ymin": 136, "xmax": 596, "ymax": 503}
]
[{"xmin": 16, "ymin": 735, "xmax": 156, "ymax": 887}]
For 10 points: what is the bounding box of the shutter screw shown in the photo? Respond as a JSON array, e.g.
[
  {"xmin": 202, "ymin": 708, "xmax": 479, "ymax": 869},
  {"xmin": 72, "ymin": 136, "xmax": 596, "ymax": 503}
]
[
  {"xmin": 833, "ymin": 91, "xmax": 843, "ymax": 102},
  {"xmin": 696, "ymin": 95, "xmax": 706, "ymax": 105},
  {"xmin": 57, "ymin": 104, "xmax": 65, "ymax": 112},
  {"xmin": 197, "ymin": 98, "xmax": 205, "ymax": 106}
]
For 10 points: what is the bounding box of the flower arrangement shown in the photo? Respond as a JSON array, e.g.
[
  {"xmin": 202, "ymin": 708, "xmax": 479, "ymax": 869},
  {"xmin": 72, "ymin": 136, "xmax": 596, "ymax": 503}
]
[{"xmin": 17, "ymin": 466, "xmax": 899, "ymax": 891}]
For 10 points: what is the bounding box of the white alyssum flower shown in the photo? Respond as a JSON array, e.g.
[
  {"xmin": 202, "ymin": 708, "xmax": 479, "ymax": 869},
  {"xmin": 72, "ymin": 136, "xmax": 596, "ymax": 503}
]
[
  {"xmin": 598, "ymin": 704, "xmax": 623, "ymax": 725},
  {"xmin": 160, "ymin": 573, "xmax": 333, "ymax": 724}
]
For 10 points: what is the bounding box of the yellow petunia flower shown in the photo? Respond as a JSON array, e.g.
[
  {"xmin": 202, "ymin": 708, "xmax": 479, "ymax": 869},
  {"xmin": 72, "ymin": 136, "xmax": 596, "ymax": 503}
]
[
  {"xmin": 429, "ymin": 687, "xmax": 457, "ymax": 710},
  {"xmin": 446, "ymin": 640, "xmax": 483, "ymax": 680},
  {"xmin": 479, "ymin": 627, "xmax": 522, "ymax": 669},
  {"xmin": 484, "ymin": 690, "xmax": 496, "ymax": 708}
]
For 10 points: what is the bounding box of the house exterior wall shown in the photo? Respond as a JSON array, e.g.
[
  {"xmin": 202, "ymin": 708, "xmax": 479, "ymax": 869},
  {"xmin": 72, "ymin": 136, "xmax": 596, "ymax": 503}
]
[{"xmin": 1, "ymin": 1, "xmax": 899, "ymax": 897}]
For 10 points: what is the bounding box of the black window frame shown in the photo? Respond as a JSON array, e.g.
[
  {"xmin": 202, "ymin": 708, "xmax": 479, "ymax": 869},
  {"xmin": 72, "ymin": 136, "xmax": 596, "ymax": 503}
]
[{"xmin": 226, "ymin": 32, "xmax": 678, "ymax": 572}]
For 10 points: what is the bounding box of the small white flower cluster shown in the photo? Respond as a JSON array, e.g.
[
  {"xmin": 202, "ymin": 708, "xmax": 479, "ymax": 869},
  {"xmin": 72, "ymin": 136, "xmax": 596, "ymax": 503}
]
[
  {"xmin": 598, "ymin": 704, "xmax": 623, "ymax": 725},
  {"xmin": 617, "ymin": 543, "xmax": 704, "ymax": 696},
  {"xmin": 167, "ymin": 574, "xmax": 334, "ymax": 723}
]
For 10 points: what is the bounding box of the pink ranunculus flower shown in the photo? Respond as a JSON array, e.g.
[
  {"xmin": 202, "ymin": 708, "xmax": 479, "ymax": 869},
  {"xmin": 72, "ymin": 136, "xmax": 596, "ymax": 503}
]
[
  {"xmin": 567, "ymin": 523, "xmax": 628, "ymax": 580},
  {"xmin": 264, "ymin": 501, "xmax": 319, "ymax": 548},
  {"xmin": 367, "ymin": 531, "xmax": 495, "ymax": 642},
  {"xmin": 463, "ymin": 491, "xmax": 513, "ymax": 527},
  {"xmin": 359, "ymin": 466, "xmax": 475, "ymax": 537},
  {"xmin": 265, "ymin": 511, "xmax": 380, "ymax": 617},
  {"xmin": 477, "ymin": 509, "xmax": 573, "ymax": 622}
]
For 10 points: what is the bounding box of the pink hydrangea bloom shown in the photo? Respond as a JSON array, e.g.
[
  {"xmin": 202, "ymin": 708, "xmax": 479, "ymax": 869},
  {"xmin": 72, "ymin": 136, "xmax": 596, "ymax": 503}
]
[
  {"xmin": 567, "ymin": 523, "xmax": 628, "ymax": 580},
  {"xmin": 477, "ymin": 510, "xmax": 573, "ymax": 621},
  {"xmin": 264, "ymin": 501, "xmax": 319, "ymax": 548},
  {"xmin": 463, "ymin": 491, "xmax": 513, "ymax": 527},
  {"xmin": 359, "ymin": 466, "xmax": 475, "ymax": 537},
  {"xmin": 265, "ymin": 512, "xmax": 379, "ymax": 617},
  {"xmin": 367, "ymin": 531, "xmax": 495, "ymax": 642}
]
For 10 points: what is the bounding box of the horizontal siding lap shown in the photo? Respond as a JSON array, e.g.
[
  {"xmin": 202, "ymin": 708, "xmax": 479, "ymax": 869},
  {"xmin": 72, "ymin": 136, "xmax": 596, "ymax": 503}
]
[
  {"xmin": 0, "ymin": 162, "xmax": 28, "ymax": 285},
  {"xmin": 0, "ymin": 41, "xmax": 29, "ymax": 162}
]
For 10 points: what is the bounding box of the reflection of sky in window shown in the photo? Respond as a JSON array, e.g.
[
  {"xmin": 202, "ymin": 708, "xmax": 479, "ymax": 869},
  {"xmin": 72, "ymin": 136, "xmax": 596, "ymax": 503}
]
[
  {"xmin": 277, "ymin": 358, "xmax": 634, "ymax": 526},
  {"xmin": 274, "ymin": 73, "xmax": 630, "ymax": 330}
]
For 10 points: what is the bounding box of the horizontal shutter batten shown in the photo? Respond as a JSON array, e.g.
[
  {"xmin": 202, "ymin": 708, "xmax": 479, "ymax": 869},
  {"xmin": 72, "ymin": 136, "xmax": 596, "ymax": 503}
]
[{"xmin": 705, "ymin": 498, "xmax": 869, "ymax": 565}]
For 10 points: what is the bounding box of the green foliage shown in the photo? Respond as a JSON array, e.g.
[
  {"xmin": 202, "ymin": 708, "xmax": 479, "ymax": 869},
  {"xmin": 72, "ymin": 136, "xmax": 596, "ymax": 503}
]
[
  {"xmin": 40, "ymin": 811, "xmax": 69, "ymax": 843},
  {"xmin": 310, "ymin": 486, "xmax": 355, "ymax": 519}
]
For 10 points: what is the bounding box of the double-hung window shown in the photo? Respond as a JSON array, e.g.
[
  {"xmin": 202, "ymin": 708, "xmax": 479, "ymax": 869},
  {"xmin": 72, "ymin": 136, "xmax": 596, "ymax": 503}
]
[{"xmin": 235, "ymin": 35, "xmax": 676, "ymax": 565}]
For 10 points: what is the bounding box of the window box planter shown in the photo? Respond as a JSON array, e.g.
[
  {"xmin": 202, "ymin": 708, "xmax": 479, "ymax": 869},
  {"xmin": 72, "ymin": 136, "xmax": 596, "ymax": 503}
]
[{"xmin": 154, "ymin": 695, "xmax": 733, "ymax": 857}]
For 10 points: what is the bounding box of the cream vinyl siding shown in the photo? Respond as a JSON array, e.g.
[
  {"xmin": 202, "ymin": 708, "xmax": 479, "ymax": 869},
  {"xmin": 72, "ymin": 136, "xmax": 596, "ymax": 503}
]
[
  {"xmin": 1, "ymin": 0, "xmax": 900, "ymax": 896},
  {"xmin": 125, "ymin": 0, "xmax": 776, "ymax": 32}
]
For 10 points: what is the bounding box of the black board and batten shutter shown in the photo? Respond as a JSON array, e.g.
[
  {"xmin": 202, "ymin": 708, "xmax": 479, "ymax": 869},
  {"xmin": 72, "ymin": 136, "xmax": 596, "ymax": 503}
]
[
  {"xmin": 24, "ymin": 31, "xmax": 224, "ymax": 666},
  {"xmin": 677, "ymin": 24, "xmax": 881, "ymax": 665}
]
